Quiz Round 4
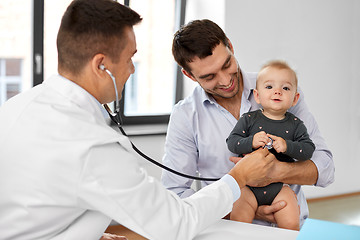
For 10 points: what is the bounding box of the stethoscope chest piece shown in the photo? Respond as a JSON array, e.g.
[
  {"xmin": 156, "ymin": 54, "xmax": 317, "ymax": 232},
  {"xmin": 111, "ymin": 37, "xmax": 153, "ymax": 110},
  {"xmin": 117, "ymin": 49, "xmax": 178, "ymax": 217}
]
[{"xmin": 264, "ymin": 137, "xmax": 273, "ymax": 150}]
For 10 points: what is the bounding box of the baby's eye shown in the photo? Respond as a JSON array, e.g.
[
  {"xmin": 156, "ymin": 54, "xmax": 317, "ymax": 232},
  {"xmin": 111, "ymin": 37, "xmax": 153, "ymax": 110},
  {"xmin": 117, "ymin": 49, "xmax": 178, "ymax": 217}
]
[
  {"xmin": 265, "ymin": 85, "xmax": 272, "ymax": 89},
  {"xmin": 283, "ymin": 86, "xmax": 290, "ymax": 91}
]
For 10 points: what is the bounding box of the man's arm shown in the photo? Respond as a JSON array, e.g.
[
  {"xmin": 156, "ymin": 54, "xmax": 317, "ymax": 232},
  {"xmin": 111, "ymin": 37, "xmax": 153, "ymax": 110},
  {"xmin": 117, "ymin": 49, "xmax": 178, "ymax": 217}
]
[
  {"xmin": 231, "ymin": 153, "xmax": 318, "ymax": 188},
  {"xmin": 161, "ymin": 104, "xmax": 198, "ymax": 197},
  {"xmin": 271, "ymin": 159, "xmax": 318, "ymax": 185}
]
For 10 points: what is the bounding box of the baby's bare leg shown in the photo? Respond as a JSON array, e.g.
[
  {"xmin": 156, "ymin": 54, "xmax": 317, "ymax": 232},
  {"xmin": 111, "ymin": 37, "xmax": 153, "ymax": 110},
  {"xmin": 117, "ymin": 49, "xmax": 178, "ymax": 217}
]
[
  {"xmin": 273, "ymin": 185, "xmax": 300, "ymax": 230},
  {"xmin": 230, "ymin": 186, "xmax": 258, "ymax": 223}
]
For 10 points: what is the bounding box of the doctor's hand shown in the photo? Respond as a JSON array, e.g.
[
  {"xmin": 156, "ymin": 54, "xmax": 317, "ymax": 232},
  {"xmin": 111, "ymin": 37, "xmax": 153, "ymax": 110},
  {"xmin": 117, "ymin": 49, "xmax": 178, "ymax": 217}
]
[
  {"xmin": 228, "ymin": 148, "xmax": 276, "ymax": 188},
  {"xmin": 254, "ymin": 200, "xmax": 287, "ymax": 223},
  {"xmin": 101, "ymin": 233, "xmax": 128, "ymax": 240}
]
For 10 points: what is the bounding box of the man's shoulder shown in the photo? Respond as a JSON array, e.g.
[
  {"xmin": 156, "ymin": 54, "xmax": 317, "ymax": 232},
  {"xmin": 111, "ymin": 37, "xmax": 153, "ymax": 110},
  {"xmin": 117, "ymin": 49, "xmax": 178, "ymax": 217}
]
[{"xmin": 173, "ymin": 86, "xmax": 205, "ymax": 110}]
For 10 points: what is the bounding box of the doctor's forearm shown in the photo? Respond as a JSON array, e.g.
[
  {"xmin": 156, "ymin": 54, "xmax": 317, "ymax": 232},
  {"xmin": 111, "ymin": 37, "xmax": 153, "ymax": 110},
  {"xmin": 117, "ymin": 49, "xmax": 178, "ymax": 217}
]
[{"xmin": 273, "ymin": 160, "xmax": 318, "ymax": 185}]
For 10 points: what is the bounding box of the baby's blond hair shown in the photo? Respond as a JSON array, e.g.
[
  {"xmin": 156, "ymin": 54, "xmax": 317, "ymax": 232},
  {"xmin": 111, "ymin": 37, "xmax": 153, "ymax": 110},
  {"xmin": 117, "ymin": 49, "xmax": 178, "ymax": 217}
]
[{"xmin": 256, "ymin": 60, "xmax": 298, "ymax": 89}]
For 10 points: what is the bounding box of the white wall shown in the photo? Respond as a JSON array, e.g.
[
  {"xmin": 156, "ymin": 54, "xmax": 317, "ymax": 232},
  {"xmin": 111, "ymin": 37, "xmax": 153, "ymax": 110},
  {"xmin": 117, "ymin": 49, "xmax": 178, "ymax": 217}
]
[
  {"xmin": 127, "ymin": 134, "xmax": 165, "ymax": 180},
  {"xmin": 182, "ymin": 0, "xmax": 226, "ymax": 98},
  {"xmin": 225, "ymin": 0, "xmax": 360, "ymax": 198},
  {"xmin": 133, "ymin": 0, "xmax": 360, "ymax": 199}
]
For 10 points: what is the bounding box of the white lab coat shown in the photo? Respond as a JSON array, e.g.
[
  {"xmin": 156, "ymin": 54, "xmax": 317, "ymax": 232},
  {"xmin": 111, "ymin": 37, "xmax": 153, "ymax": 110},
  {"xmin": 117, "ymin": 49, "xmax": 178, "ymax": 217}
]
[{"xmin": 0, "ymin": 75, "xmax": 235, "ymax": 240}]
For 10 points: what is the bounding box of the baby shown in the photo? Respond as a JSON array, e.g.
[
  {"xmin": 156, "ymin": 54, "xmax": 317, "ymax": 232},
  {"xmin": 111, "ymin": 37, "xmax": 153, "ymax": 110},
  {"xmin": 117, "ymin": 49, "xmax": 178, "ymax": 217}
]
[{"xmin": 226, "ymin": 60, "xmax": 315, "ymax": 230}]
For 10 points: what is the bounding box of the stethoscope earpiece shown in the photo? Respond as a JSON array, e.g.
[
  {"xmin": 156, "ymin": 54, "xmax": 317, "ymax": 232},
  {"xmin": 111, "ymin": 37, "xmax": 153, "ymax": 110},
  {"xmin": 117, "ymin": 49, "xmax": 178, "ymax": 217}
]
[
  {"xmin": 99, "ymin": 64, "xmax": 105, "ymax": 70},
  {"xmin": 100, "ymin": 65, "xmax": 120, "ymax": 114}
]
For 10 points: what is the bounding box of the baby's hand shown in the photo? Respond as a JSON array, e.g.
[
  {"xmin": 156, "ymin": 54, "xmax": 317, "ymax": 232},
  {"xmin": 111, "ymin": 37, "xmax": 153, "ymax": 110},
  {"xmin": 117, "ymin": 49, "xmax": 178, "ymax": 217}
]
[
  {"xmin": 252, "ymin": 131, "xmax": 270, "ymax": 149},
  {"xmin": 267, "ymin": 134, "xmax": 287, "ymax": 153}
]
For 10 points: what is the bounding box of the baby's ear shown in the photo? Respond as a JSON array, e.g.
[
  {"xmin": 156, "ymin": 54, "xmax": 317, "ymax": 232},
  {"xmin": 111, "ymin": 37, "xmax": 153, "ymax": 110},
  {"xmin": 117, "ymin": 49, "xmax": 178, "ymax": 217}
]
[
  {"xmin": 253, "ymin": 89, "xmax": 261, "ymax": 104},
  {"xmin": 292, "ymin": 92, "xmax": 300, "ymax": 106}
]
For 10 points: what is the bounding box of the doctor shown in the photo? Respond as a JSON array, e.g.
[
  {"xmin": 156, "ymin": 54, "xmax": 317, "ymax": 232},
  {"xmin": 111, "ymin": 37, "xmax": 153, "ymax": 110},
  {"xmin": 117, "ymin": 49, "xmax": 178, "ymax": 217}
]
[{"xmin": 0, "ymin": 0, "xmax": 277, "ymax": 239}]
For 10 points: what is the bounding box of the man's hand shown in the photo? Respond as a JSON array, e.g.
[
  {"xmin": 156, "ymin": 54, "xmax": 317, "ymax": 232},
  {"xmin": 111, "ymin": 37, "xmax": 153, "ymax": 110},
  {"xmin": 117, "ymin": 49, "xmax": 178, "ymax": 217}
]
[
  {"xmin": 228, "ymin": 148, "xmax": 276, "ymax": 188},
  {"xmin": 254, "ymin": 200, "xmax": 287, "ymax": 223},
  {"xmin": 100, "ymin": 233, "xmax": 128, "ymax": 240}
]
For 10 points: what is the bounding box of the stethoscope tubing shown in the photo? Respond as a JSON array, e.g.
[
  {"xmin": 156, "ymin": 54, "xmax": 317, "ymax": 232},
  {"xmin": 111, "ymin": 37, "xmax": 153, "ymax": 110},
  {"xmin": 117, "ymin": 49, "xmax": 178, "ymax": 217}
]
[{"xmin": 104, "ymin": 104, "xmax": 220, "ymax": 182}]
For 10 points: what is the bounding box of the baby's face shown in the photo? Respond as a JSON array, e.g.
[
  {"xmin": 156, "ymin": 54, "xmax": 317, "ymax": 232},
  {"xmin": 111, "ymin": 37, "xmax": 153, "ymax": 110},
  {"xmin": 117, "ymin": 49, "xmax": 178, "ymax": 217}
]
[{"xmin": 255, "ymin": 67, "xmax": 298, "ymax": 115}]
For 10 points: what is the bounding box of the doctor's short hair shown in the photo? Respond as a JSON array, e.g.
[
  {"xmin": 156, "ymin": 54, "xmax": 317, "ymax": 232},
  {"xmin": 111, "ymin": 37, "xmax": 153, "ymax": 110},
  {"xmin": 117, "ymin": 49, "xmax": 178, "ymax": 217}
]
[
  {"xmin": 57, "ymin": 0, "xmax": 142, "ymax": 75},
  {"xmin": 256, "ymin": 60, "xmax": 298, "ymax": 89},
  {"xmin": 172, "ymin": 19, "xmax": 230, "ymax": 76}
]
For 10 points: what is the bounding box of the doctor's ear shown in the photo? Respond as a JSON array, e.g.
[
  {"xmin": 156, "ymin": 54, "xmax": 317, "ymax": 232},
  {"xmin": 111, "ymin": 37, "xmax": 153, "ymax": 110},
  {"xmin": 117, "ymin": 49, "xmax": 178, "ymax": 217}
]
[{"xmin": 91, "ymin": 54, "xmax": 107, "ymax": 76}]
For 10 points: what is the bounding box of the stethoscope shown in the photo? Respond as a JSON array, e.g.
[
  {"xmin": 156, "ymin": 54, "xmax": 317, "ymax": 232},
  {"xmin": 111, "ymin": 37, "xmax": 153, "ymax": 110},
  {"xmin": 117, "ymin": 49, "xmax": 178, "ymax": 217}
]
[{"xmin": 100, "ymin": 64, "xmax": 219, "ymax": 182}]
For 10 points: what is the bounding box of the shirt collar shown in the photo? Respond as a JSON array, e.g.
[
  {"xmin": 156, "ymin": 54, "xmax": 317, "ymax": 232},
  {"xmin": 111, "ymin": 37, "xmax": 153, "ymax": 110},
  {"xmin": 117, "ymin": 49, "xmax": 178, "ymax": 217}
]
[
  {"xmin": 45, "ymin": 74, "xmax": 110, "ymax": 121},
  {"xmin": 241, "ymin": 69, "xmax": 256, "ymax": 101},
  {"xmin": 199, "ymin": 85, "xmax": 215, "ymax": 105}
]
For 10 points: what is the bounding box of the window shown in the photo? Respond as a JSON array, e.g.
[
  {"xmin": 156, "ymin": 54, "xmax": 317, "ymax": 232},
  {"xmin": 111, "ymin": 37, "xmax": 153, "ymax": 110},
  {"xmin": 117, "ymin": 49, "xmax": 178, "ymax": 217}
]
[
  {"xmin": 43, "ymin": 0, "xmax": 186, "ymax": 126},
  {"xmin": 0, "ymin": 0, "xmax": 32, "ymax": 106},
  {"xmin": 121, "ymin": 0, "xmax": 186, "ymax": 125},
  {"xmin": 0, "ymin": 58, "xmax": 23, "ymax": 104},
  {"xmin": 43, "ymin": 0, "xmax": 73, "ymax": 81},
  {"xmin": 1, "ymin": 0, "xmax": 185, "ymax": 128}
]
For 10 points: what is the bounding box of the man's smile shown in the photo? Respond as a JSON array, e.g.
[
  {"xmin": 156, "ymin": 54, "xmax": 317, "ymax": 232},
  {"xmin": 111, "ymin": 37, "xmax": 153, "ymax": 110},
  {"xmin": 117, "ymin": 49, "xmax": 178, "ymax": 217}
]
[{"xmin": 219, "ymin": 78, "xmax": 235, "ymax": 92}]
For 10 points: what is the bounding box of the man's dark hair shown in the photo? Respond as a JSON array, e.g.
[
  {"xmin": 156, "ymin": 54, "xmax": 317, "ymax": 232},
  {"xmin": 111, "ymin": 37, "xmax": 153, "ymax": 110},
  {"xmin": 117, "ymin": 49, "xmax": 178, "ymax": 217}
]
[
  {"xmin": 57, "ymin": 0, "xmax": 142, "ymax": 75},
  {"xmin": 172, "ymin": 19, "xmax": 230, "ymax": 75}
]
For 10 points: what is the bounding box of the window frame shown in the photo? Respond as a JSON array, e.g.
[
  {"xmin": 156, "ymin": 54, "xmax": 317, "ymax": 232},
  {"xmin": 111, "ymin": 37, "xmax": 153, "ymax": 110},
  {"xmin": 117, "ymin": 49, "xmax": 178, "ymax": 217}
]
[{"xmin": 33, "ymin": 0, "xmax": 44, "ymax": 87}]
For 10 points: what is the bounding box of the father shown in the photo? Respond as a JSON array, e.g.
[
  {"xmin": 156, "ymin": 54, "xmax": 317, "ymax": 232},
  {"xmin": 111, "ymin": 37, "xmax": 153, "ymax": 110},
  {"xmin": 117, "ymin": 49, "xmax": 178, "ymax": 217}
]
[{"xmin": 161, "ymin": 19, "xmax": 334, "ymax": 227}]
